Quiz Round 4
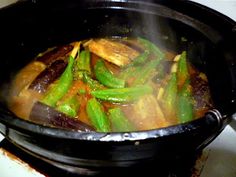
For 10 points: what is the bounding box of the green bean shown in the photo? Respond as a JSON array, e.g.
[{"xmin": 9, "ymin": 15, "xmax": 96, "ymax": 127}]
[
  {"xmin": 132, "ymin": 59, "xmax": 160, "ymax": 86},
  {"xmin": 82, "ymin": 72, "xmax": 104, "ymax": 90},
  {"xmin": 74, "ymin": 50, "xmax": 91, "ymax": 79},
  {"xmin": 94, "ymin": 59, "xmax": 125, "ymax": 88},
  {"xmin": 177, "ymin": 80, "xmax": 193, "ymax": 123},
  {"xmin": 108, "ymin": 108, "xmax": 135, "ymax": 132},
  {"xmin": 41, "ymin": 56, "xmax": 74, "ymax": 107},
  {"xmin": 56, "ymin": 96, "xmax": 80, "ymax": 117},
  {"xmin": 78, "ymin": 89, "xmax": 86, "ymax": 94},
  {"xmin": 91, "ymin": 85, "xmax": 153, "ymax": 103},
  {"xmin": 177, "ymin": 51, "xmax": 189, "ymax": 88},
  {"xmin": 129, "ymin": 50, "xmax": 150, "ymax": 66},
  {"xmin": 138, "ymin": 37, "xmax": 165, "ymax": 60},
  {"xmin": 118, "ymin": 66, "xmax": 142, "ymax": 80},
  {"xmin": 86, "ymin": 98, "xmax": 110, "ymax": 132}
]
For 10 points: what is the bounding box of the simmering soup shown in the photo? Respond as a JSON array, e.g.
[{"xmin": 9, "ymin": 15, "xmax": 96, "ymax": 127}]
[{"xmin": 8, "ymin": 37, "xmax": 213, "ymax": 132}]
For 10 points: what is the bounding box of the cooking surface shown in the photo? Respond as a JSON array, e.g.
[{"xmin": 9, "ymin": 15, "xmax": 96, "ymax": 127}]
[{"xmin": 0, "ymin": 0, "xmax": 236, "ymax": 177}]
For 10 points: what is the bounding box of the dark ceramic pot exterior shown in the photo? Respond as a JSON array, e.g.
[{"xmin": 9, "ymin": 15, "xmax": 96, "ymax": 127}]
[{"xmin": 0, "ymin": 0, "xmax": 235, "ymax": 172}]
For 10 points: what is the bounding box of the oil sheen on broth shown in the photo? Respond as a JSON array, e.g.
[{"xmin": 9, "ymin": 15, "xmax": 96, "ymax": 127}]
[{"xmin": 8, "ymin": 37, "xmax": 213, "ymax": 132}]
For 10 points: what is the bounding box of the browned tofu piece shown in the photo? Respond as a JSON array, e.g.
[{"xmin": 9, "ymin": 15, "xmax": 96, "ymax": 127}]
[
  {"xmin": 88, "ymin": 39, "xmax": 140, "ymax": 67},
  {"xmin": 129, "ymin": 95, "xmax": 169, "ymax": 130}
]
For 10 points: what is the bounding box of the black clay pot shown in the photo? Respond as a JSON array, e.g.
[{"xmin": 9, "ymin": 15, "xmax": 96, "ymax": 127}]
[{"xmin": 0, "ymin": 0, "xmax": 236, "ymax": 175}]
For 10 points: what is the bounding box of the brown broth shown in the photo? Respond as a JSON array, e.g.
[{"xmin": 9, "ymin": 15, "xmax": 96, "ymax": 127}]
[{"xmin": 8, "ymin": 37, "xmax": 213, "ymax": 132}]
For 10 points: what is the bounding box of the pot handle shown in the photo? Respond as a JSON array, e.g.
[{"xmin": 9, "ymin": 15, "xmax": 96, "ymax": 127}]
[
  {"xmin": 229, "ymin": 113, "xmax": 236, "ymax": 131},
  {"xmin": 0, "ymin": 122, "xmax": 7, "ymax": 137},
  {"xmin": 208, "ymin": 108, "xmax": 236, "ymax": 132},
  {"xmin": 207, "ymin": 109, "xmax": 224, "ymax": 124}
]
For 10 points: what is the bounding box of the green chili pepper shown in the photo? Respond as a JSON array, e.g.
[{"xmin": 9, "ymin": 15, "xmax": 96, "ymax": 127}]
[
  {"xmin": 129, "ymin": 50, "xmax": 150, "ymax": 66},
  {"xmin": 56, "ymin": 96, "xmax": 80, "ymax": 117},
  {"xmin": 91, "ymin": 85, "xmax": 153, "ymax": 103},
  {"xmin": 118, "ymin": 65, "xmax": 142, "ymax": 80},
  {"xmin": 78, "ymin": 89, "xmax": 86, "ymax": 94},
  {"xmin": 94, "ymin": 59, "xmax": 125, "ymax": 88},
  {"xmin": 82, "ymin": 72, "xmax": 104, "ymax": 90},
  {"xmin": 86, "ymin": 98, "xmax": 110, "ymax": 132},
  {"xmin": 177, "ymin": 51, "xmax": 189, "ymax": 88},
  {"xmin": 162, "ymin": 72, "xmax": 178, "ymax": 117},
  {"xmin": 41, "ymin": 56, "xmax": 74, "ymax": 107},
  {"xmin": 138, "ymin": 37, "xmax": 165, "ymax": 60},
  {"xmin": 108, "ymin": 108, "xmax": 135, "ymax": 132},
  {"xmin": 74, "ymin": 50, "xmax": 91, "ymax": 79},
  {"xmin": 132, "ymin": 59, "xmax": 161, "ymax": 86},
  {"xmin": 177, "ymin": 80, "xmax": 193, "ymax": 123},
  {"xmin": 118, "ymin": 51, "xmax": 150, "ymax": 83}
]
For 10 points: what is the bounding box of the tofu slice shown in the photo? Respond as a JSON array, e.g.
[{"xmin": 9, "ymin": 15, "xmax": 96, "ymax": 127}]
[
  {"xmin": 130, "ymin": 95, "xmax": 169, "ymax": 130},
  {"xmin": 88, "ymin": 39, "xmax": 140, "ymax": 67}
]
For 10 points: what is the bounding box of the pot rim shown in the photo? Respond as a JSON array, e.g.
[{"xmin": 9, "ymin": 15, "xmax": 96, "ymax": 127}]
[{"xmin": 0, "ymin": 107, "xmax": 223, "ymax": 142}]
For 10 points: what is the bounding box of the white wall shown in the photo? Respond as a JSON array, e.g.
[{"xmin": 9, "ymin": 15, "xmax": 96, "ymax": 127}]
[
  {"xmin": 191, "ymin": 0, "xmax": 236, "ymax": 21},
  {"xmin": 0, "ymin": 0, "xmax": 18, "ymax": 8}
]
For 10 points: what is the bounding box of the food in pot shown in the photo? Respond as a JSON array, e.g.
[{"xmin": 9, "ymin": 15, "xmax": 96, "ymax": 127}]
[{"xmin": 8, "ymin": 37, "xmax": 213, "ymax": 132}]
